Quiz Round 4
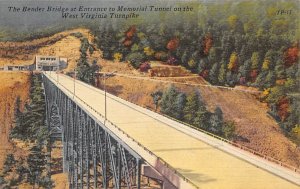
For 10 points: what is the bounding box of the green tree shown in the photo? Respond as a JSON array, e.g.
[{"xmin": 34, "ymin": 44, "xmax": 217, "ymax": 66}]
[
  {"xmin": 160, "ymin": 85, "xmax": 180, "ymax": 118},
  {"xmin": 5, "ymin": 74, "xmax": 54, "ymax": 188},
  {"xmin": 10, "ymin": 97, "xmax": 26, "ymax": 140},
  {"xmin": 275, "ymin": 59, "xmax": 286, "ymax": 79},
  {"xmin": 226, "ymin": 71, "xmax": 238, "ymax": 87},
  {"xmin": 183, "ymin": 91, "xmax": 200, "ymax": 124},
  {"xmin": 197, "ymin": 58, "xmax": 207, "ymax": 74},
  {"xmin": 77, "ymin": 39, "xmax": 100, "ymax": 84},
  {"xmin": 222, "ymin": 121, "xmax": 236, "ymax": 139},
  {"xmin": 265, "ymin": 71, "xmax": 276, "ymax": 88},
  {"xmin": 193, "ymin": 105, "xmax": 210, "ymax": 130},
  {"xmin": 0, "ymin": 175, "xmax": 7, "ymax": 187},
  {"xmin": 218, "ymin": 63, "xmax": 226, "ymax": 85},
  {"xmin": 209, "ymin": 63, "xmax": 219, "ymax": 84},
  {"xmin": 228, "ymin": 52, "xmax": 239, "ymax": 72},
  {"xmin": 174, "ymin": 92, "xmax": 187, "ymax": 121},
  {"xmin": 151, "ymin": 91, "xmax": 163, "ymax": 111},
  {"xmin": 16, "ymin": 158, "xmax": 28, "ymax": 183},
  {"xmin": 262, "ymin": 59, "xmax": 271, "ymax": 71},
  {"xmin": 10, "ymin": 74, "xmax": 47, "ymax": 142},
  {"xmin": 228, "ymin": 15, "xmax": 238, "ymax": 30},
  {"xmin": 89, "ymin": 60, "xmax": 100, "ymax": 85},
  {"xmin": 281, "ymin": 99, "xmax": 300, "ymax": 132},
  {"xmin": 3, "ymin": 154, "xmax": 16, "ymax": 174},
  {"xmin": 251, "ymin": 52, "xmax": 260, "ymax": 69},
  {"xmin": 27, "ymin": 145, "xmax": 47, "ymax": 186},
  {"xmin": 125, "ymin": 52, "xmax": 146, "ymax": 68},
  {"xmin": 239, "ymin": 59, "xmax": 251, "ymax": 79},
  {"xmin": 209, "ymin": 107, "xmax": 224, "ymax": 135},
  {"xmin": 266, "ymin": 85, "xmax": 285, "ymax": 104},
  {"xmin": 254, "ymin": 71, "xmax": 268, "ymax": 89}
]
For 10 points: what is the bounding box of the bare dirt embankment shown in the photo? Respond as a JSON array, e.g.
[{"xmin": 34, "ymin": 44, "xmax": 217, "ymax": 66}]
[{"xmin": 0, "ymin": 72, "xmax": 30, "ymax": 169}]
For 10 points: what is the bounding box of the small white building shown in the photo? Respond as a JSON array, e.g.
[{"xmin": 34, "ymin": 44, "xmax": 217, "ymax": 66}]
[
  {"xmin": 35, "ymin": 55, "xmax": 60, "ymax": 71},
  {"xmin": 1, "ymin": 56, "xmax": 68, "ymax": 71},
  {"xmin": 3, "ymin": 65, "xmax": 28, "ymax": 71}
]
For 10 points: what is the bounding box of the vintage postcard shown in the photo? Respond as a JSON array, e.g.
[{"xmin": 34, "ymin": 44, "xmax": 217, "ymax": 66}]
[{"xmin": 0, "ymin": 0, "xmax": 299, "ymax": 189}]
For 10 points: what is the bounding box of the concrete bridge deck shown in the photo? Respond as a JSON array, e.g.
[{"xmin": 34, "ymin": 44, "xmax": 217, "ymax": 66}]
[{"xmin": 45, "ymin": 72, "xmax": 300, "ymax": 189}]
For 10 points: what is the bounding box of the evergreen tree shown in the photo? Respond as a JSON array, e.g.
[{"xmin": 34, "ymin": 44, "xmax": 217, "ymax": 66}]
[
  {"xmin": 160, "ymin": 85, "xmax": 179, "ymax": 118},
  {"xmin": 222, "ymin": 121, "xmax": 236, "ymax": 139},
  {"xmin": 275, "ymin": 59, "xmax": 285, "ymax": 79},
  {"xmin": 174, "ymin": 92, "xmax": 187, "ymax": 120},
  {"xmin": 226, "ymin": 71, "xmax": 237, "ymax": 87},
  {"xmin": 193, "ymin": 105, "xmax": 210, "ymax": 130},
  {"xmin": 10, "ymin": 97, "xmax": 25, "ymax": 140},
  {"xmin": 150, "ymin": 90, "xmax": 163, "ymax": 111},
  {"xmin": 265, "ymin": 71, "xmax": 276, "ymax": 88},
  {"xmin": 197, "ymin": 58, "xmax": 208, "ymax": 74},
  {"xmin": 10, "ymin": 74, "xmax": 47, "ymax": 142},
  {"xmin": 208, "ymin": 47, "xmax": 217, "ymax": 63},
  {"xmin": 239, "ymin": 59, "xmax": 251, "ymax": 79},
  {"xmin": 209, "ymin": 107, "xmax": 224, "ymax": 135},
  {"xmin": 77, "ymin": 39, "xmax": 100, "ymax": 84},
  {"xmin": 99, "ymin": 23, "xmax": 116, "ymax": 59},
  {"xmin": 7, "ymin": 74, "xmax": 52, "ymax": 188},
  {"xmin": 281, "ymin": 99, "xmax": 300, "ymax": 132},
  {"xmin": 183, "ymin": 91, "xmax": 200, "ymax": 124},
  {"xmin": 209, "ymin": 63, "xmax": 219, "ymax": 84},
  {"xmin": 27, "ymin": 145, "xmax": 47, "ymax": 186},
  {"xmin": 239, "ymin": 45, "xmax": 248, "ymax": 64},
  {"xmin": 16, "ymin": 158, "xmax": 28, "ymax": 183},
  {"xmin": 0, "ymin": 175, "xmax": 7, "ymax": 187},
  {"xmin": 88, "ymin": 60, "xmax": 100, "ymax": 85},
  {"xmin": 3, "ymin": 154, "xmax": 16, "ymax": 174},
  {"xmin": 254, "ymin": 71, "xmax": 268, "ymax": 89},
  {"xmin": 218, "ymin": 63, "xmax": 226, "ymax": 85},
  {"xmin": 251, "ymin": 52, "xmax": 260, "ymax": 70}
]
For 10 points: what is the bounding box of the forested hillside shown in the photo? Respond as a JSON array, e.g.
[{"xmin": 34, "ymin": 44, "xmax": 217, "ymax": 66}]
[{"xmin": 90, "ymin": 0, "xmax": 300, "ymax": 142}]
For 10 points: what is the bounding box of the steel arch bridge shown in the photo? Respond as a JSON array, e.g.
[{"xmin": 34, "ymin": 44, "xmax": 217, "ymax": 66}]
[{"xmin": 43, "ymin": 75, "xmax": 142, "ymax": 189}]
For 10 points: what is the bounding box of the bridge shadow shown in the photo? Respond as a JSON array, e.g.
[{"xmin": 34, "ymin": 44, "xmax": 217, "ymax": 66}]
[
  {"xmin": 97, "ymin": 84, "xmax": 124, "ymax": 96},
  {"xmin": 235, "ymin": 135, "xmax": 250, "ymax": 143},
  {"xmin": 154, "ymin": 157, "xmax": 217, "ymax": 188},
  {"xmin": 175, "ymin": 168, "xmax": 217, "ymax": 184}
]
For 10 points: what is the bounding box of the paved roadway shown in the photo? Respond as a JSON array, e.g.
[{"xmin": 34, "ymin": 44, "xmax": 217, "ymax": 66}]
[{"xmin": 46, "ymin": 72, "xmax": 300, "ymax": 189}]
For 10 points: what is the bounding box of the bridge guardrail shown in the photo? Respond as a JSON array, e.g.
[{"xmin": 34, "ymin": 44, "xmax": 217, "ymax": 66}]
[{"xmin": 45, "ymin": 72, "xmax": 300, "ymax": 183}]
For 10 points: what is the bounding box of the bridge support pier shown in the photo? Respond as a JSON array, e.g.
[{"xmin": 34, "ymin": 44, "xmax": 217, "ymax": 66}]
[{"xmin": 43, "ymin": 74, "xmax": 143, "ymax": 189}]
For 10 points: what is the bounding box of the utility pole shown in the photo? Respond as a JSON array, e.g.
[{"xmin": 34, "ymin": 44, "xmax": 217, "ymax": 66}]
[
  {"xmin": 73, "ymin": 68, "xmax": 76, "ymax": 99},
  {"xmin": 102, "ymin": 71, "xmax": 116, "ymax": 123}
]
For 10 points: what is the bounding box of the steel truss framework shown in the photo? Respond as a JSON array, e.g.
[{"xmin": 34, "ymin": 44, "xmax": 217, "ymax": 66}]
[{"xmin": 43, "ymin": 75, "xmax": 142, "ymax": 189}]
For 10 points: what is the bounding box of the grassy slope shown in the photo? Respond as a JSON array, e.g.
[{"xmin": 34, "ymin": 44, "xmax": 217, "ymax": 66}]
[{"xmin": 0, "ymin": 72, "xmax": 30, "ymax": 169}]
